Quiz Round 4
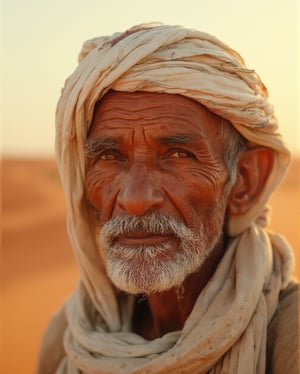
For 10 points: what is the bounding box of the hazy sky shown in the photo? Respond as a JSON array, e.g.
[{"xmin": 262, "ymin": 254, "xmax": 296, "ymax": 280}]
[{"xmin": 2, "ymin": 0, "xmax": 300, "ymax": 156}]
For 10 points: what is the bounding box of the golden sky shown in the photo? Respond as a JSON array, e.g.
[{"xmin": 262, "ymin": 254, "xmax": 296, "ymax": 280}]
[{"xmin": 2, "ymin": 0, "xmax": 299, "ymax": 156}]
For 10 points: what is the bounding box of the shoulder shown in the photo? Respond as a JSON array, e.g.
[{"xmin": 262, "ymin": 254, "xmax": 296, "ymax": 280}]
[
  {"xmin": 35, "ymin": 304, "xmax": 67, "ymax": 374},
  {"xmin": 267, "ymin": 279, "xmax": 299, "ymax": 374}
]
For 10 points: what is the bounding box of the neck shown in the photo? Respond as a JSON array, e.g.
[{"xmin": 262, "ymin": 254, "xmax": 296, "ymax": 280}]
[{"xmin": 132, "ymin": 239, "xmax": 226, "ymax": 339}]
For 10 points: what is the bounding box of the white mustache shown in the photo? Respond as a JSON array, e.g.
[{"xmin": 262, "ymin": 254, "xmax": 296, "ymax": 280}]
[{"xmin": 100, "ymin": 213, "xmax": 194, "ymax": 246}]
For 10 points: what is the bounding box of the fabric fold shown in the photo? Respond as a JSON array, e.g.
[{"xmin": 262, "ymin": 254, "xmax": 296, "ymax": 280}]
[{"xmin": 60, "ymin": 225, "xmax": 292, "ymax": 373}]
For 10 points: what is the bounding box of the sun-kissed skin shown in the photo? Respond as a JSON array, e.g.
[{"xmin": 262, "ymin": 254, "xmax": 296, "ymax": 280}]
[{"xmin": 85, "ymin": 91, "xmax": 274, "ymax": 340}]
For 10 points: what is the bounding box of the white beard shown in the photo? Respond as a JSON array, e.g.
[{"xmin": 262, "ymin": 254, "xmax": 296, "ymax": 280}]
[{"xmin": 99, "ymin": 211, "xmax": 224, "ymax": 295}]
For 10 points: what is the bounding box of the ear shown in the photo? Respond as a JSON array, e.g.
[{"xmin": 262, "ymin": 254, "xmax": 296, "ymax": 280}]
[{"xmin": 227, "ymin": 147, "xmax": 274, "ymax": 216}]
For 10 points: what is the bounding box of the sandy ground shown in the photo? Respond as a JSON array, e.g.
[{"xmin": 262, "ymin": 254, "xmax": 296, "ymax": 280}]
[{"xmin": 1, "ymin": 157, "xmax": 299, "ymax": 374}]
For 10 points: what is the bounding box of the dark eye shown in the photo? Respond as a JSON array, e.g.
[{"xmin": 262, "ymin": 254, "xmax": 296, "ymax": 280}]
[
  {"xmin": 95, "ymin": 149, "xmax": 124, "ymax": 162},
  {"xmin": 167, "ymin": 149, "xmax": 195, "ymax": 159},
  {"xmin": 99, "ymin": 151, "xmax": 117, "ymax": 160},
  {"xmin": 87, "ymin": 149, "xmax": 126, "ymax": 169}
]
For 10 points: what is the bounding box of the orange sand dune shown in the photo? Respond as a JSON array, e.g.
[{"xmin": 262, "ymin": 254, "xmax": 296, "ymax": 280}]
[{"xmin": 1, "ymin": 158, "xmax": 299, "ymax": 374}]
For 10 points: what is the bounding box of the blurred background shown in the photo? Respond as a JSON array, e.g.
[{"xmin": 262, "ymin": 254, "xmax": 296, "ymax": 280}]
[{"xmin": 1, "ymin": 1, "xmax": 299, "ymax": 373}]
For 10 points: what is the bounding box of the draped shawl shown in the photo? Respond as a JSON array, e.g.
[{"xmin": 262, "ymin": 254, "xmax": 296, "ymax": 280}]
[{"xmin": 40, "ymin": 24, "xmax": 295, "ymax": 373}]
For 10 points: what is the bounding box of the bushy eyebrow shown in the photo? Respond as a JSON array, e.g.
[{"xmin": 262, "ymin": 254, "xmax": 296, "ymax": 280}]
[
  {"xmin": 159, "ymin": 134, "xmax": 204, "ymax": 145},
  {"xmin": 85, "ymin": 137, "xmax": 119, "ymax": 158},
  {"xmin": 86, "ymin": 133, "xmax": 207, "ymax": 158}
]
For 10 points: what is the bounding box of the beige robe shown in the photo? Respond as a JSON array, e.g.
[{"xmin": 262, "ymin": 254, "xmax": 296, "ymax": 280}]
[
  {"xmin": 36, "ymin": 282, "xmax": 299, "ymax": 374},
  {"xmin": 36, "ymin": 227, "xmax": 299, "ymax": 374}
]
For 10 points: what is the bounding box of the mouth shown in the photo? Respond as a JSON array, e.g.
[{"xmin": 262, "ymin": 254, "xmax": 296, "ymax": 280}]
[{"xmin": 115, "ymin": 232, "xmax": 175, "ymax": 246}]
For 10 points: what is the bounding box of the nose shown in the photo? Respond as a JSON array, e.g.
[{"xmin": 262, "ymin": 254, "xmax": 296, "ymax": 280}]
[{"xmin": 117, "ymin": 163, "xmax": 164, "ymax": 216}]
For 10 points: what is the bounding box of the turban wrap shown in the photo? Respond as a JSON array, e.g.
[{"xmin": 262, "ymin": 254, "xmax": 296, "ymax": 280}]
[
  {"xmin": 39, "ymin": 24, "xmax": 295, "ymax": 374},
  {"xmin": 57, "ymin": 23, "xmax": 291, "ymax": 236}
]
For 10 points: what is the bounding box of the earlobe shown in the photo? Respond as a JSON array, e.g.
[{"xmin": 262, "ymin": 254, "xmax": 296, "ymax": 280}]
[{"xmin": 227, "ymin": 147, "xmax": 274, "ymax": 216}]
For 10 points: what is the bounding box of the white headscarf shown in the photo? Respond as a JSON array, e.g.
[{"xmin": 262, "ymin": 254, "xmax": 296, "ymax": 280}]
[
  {"xmin": 51, "ymin": 24, "xmax": 294, "ymax": 373},
  {"xmin": 56, "ymin": 23, "xmax": 290, "ymax": 237}
]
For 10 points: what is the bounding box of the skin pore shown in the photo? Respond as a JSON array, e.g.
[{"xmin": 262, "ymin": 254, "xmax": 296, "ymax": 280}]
[{"xmin": 84, "ymin": 91, "xmax": 274, "ymax": 339}]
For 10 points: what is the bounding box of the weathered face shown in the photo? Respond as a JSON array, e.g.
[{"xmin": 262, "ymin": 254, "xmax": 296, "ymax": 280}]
[{"xmin": 85, "ymin": 91, "xmax": 230, "ymax": 294}]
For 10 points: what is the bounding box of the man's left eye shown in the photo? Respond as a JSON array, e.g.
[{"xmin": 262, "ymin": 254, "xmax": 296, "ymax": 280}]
[{"xmin": 168, "ymin": 150, "xmax": 195, "ymax": 158}]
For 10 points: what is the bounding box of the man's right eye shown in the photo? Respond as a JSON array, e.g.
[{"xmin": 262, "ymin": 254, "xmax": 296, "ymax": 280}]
[
  {"xmin": 96, "ymin": 149, "xmax": 125, "ymax": 161},
  {"xmin": 99, "ymin": 151, "xmax": 117, "ymax": 160}
]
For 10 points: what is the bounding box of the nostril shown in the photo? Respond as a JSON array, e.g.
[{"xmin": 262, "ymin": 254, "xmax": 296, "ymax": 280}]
[{"xmin": 117, "ymin": 169, "xmax": 164, "ymax": 216}]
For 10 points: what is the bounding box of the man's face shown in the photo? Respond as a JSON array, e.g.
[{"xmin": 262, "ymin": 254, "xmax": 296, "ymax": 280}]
[{"xmin": 85, "ymin": 91, "xmax": 230, "ymax": 294}]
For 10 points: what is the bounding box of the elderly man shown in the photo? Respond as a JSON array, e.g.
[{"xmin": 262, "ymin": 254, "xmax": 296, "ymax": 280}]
[{"xmin": 37, "ymin": 24, "xmax": 298, "ymax": 373}]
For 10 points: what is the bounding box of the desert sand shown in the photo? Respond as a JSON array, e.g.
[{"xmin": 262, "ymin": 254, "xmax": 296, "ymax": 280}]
[{"xmin": 1, "ymin": 157, "xmax": 299, "ymax": 374}]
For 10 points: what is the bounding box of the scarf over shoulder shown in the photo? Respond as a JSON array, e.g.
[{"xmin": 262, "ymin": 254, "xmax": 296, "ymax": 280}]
[{"xmin": 37, "ymin": 24, "xmax": 297, "ymax": 373}]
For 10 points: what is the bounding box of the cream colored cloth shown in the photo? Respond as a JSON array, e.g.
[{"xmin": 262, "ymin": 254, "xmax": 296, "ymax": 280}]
[
  {"xmin": 39, "ymin": 24, "xmax": 296, "ymax": 373},
  {"xmin": 53, "ymin": 226, "xmax": 293, "ymax": 374}
]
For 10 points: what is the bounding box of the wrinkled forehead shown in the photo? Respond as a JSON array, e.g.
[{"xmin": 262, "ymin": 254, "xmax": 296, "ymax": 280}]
[
  {"xmin": 90, "ymin": 90, "xmax": 227, "ymax": 138},
  {"xmin": 95, "ymin": 90, "xmax": 221, "ymax": 115}
]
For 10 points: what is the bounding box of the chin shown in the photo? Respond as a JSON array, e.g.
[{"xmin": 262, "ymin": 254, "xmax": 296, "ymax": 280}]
[
  {"xmin": 99, "ymin": 210, "xmax": 226, "ymax": 294},
  {"xmin": 105, "ymin": 247, "xmax": 209, "ymax": 295}
]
